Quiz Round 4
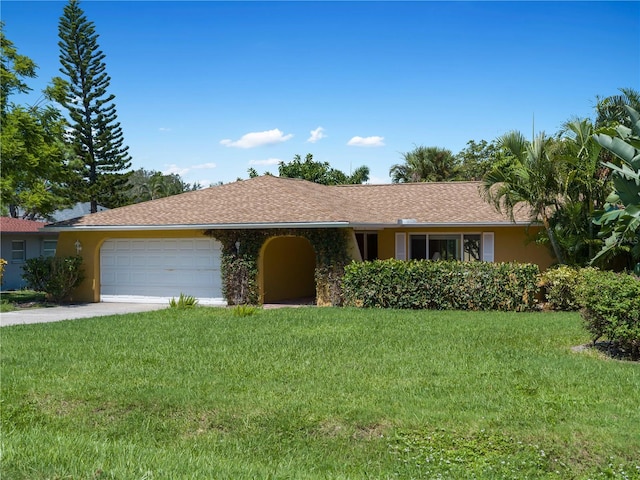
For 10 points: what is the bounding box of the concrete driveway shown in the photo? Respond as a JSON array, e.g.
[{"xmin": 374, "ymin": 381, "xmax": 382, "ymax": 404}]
[{"xmin": 1, "ymin": 302, "xmax": 168, "ymax": 327}]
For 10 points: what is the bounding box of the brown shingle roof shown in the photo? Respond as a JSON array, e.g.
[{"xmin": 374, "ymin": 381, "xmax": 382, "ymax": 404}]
[
  {"xmin": 0, "ymin": 217, "xmax": 48, "ymax": 233},
  {"xmin": 336, "ymin": 182, "xmax": 530, "ymax": 224},
  {"xmin": 48, "ymin": 176, "xmax": 532, "ymax": 229}
]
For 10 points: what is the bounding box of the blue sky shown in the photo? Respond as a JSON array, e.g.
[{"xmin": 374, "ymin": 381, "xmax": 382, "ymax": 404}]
[{"xmin": 3, "ymin": 1, "xmax": 639, "ymax": 186}]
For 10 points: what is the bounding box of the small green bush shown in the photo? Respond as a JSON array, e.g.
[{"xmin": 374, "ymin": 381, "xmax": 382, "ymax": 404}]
[
  {"xmin": 232, "ymin": 304, "xmax": 260, "ymax": 317},
  {"xmin": 575, "ymin": 268, "xmax": 640, "ymax": 359},
  {"xmin": 169, "ymin": 293, "xmax": 198, "ymax": 309},
  {"xmin": 539, "ymin": 265, "xmax": 582, "ymax": 311},
  {"xmin": 0, "ymin": 258, "xmax": 6, "ymax": 285},
  {"xmin": 22, "ymin": 256, "xmax": 84, "ymax": 303},
  {"xmin": 343, "ymin": 260, "xmax": 539, "ymax": 311}
]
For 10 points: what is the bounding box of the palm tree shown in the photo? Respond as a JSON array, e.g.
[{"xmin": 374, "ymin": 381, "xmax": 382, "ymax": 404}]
[
  {"xmin": 390, "ymin": 146, "xmax": 458, "ymax": 183},
  {"xmin": 552, "ymin": 118, "xmax": 606, "ymax": 263},
  {"xmin": 481, "ymin": 131, "xmax": 566, "ymax": 264},
  {"xmin": 595, "ymin": 87, "xmax": 640, "ymax": 129}
]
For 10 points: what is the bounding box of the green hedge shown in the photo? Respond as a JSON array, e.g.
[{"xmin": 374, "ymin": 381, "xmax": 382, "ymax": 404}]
[
  {"xmin": 575, "ymin": 268, "xmax": 640, "ymax": 359},
  {"xmin": 539, "ymin": 265, "xmax": 582, "ymax": 311},
  {"xmin": 342, "ymin": 260, "xmax": 539, "ymax": 311}
]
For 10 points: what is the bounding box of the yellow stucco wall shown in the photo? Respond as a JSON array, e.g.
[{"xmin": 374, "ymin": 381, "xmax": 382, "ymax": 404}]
[
  {"xmin": 375, "ymin": 226, "xmax": 554, "ymax": 270},
  {"xmin": 57, "ymin": 229, "xmax": 210, "ymax": 302},
  {"xmin": 492, "ymin": 227, "xmax": 553, "ymax": 268},
  {"xmin": 59, "ymin": 225, "xmax": 554, "ymax": 304},
  {"xmin": 259, "ymin": 236, "xmax": 316, "ymax": 303}
]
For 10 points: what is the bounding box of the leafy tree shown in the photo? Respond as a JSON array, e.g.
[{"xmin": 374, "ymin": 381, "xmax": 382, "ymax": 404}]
[
  {"xmin": 0, "ymin": 25, "xmax": 72, "ymax": 219},
  {"xmin": 454, "ymin": 139, "xmax": 502, "ymax": 181},
  {"xmin": 126, "ymin": 168, "xmax": 200, "ymax": 203},
  {"xmin": 592, "ymin": 105, "xmax": 640, "ymax": 267},
  {"xmin": 481, "ymin": 131, "xmax": 566, "ymax": 264},
  {"xmin": 0, "ymin": 22, "xmax": 36, "ymax": 114},
  {"xmin": 278, "ymin": 154, "xmax": 369, "ymax": 185},
  {"xmin": 390, "ymin": 146, "xmax": 458, "ymax": 183},
  {"xmin": 1, "ymin": 106, "xmax": 73, "ymax": 219},
  {"xmin": 48, "ymin": 0, "xmax": 132, "ymax": 213}
]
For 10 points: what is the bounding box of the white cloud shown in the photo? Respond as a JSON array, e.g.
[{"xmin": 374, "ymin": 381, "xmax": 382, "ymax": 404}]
[
  {"xmin": 367, "ymin": 175, "xmax": 392, "ymax": 185},
  {"xmin": 307, "ymin": 126, "xmax": 326, "ymax": 143},
  {"xmin": 192, "ymin": 162, "xmax": 217, "ymax": 169},
  {"xmin": 158, "ymin": 127, "xmax": 171, "ymax": 132},
  {"xmin": 249, "ymin": 158, "xmax": 282, "ymax": 166},
  {"xmin": 163, "ymin": 162, "xmax": 215, "ymax": 177},
  {"xmin": 163, "ymin": 164, "xmax": 190, "ymax": 176},
  {"xmin": 220, "ymin": 128, "xmax": 294, "ymax": 148},
  {"xmin": 194, "ymin": 179, "xmax": 213, "ymax": 188},
  {"xmin": 347, "ymin": 136, "xmax": 385, "ymax": 147}
]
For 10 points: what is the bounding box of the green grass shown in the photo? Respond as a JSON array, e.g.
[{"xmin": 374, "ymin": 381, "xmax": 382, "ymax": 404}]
[
  {"xmin": 0, "ymin": 290, "xmax": 47, "ymax": 312},
  {"xmin": 2, "ymin": 307, "xmax": 639, "ymax": 479}
]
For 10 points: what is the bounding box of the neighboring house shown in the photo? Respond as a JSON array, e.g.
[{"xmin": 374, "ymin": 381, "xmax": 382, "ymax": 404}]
[
  {"xmin": 48, "ymin": 202, "xmax": 108, "ymax": 222},
  {"xmin": 45, "ymin": 175, "xmax": 554, "ymax": 305},
  {"xmin": 17, "ymin": 202, "xmax": 108, "ymax": 222},
  {"xmin": 0, "ymin": 217, "xmax": 58, "ymax": 290}
]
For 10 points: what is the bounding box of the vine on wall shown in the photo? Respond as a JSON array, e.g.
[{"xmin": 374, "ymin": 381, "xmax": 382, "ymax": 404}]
[{"xmin": 205, "ymin": 228, "xmax": 350, "ymax": 306}]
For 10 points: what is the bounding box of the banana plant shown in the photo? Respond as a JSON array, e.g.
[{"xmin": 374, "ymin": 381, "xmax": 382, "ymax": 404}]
[{"xmin": 592, "ymin": 106, "xmax": 640, "ymax": 264}]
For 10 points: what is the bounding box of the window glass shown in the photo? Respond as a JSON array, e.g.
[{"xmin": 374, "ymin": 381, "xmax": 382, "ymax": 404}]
[
  {"xmin": 366, "ymin": 234, "xmax": 378, "ymax": 260},
  {"xmin": 356, "ymin": 233, "xmax": 379, "ymax": 261},
  {"xmin": 428, "ymin": 235, "xmax": 459, "ymax": 260},
  {"xmin": 11, "ymin": 240, "xmax": 25, "ymax": 262},
  {"xmin": 409, "ymin": 235, "xmax": 427, "ymax": 260},
  {"xmin": 43, "ymin": 239, "xmax": 57, "ymax": 257},
  {"xmin": 463, "ymin": 234, "xmax": 481, "ymax": 261}
]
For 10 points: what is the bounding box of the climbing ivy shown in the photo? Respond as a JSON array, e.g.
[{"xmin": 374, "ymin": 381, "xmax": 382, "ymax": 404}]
[{"xmin": 205, "ymin": 228, "xmax": 350, "ymax": 306}]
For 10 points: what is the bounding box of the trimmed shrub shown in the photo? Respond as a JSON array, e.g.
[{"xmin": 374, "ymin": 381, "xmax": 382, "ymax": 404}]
[
  {"xmin": 575, "ymin": 268, "xmax": 640, "ymax": 359},
  {"xmin": 22, "ymin": 256, "xmax": 84, "ymax": 303},
  {"xmin": 539, "ymin": 265, "xmax": 582, "ymax": 311},
  {"xmin": 343, "ymin": 260, "xmax": 539, "ymax": 311}
]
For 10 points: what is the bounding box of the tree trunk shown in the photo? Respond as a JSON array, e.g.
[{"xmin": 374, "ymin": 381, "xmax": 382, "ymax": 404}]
[{"xmin": 542, "ymin": 216, "xmax": 565, "ymax": 265}]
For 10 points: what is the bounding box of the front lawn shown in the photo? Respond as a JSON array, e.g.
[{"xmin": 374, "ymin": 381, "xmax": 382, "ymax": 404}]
[{"xmin": 2, "ymin": 307, "xmax": 639, "ymax": 479}]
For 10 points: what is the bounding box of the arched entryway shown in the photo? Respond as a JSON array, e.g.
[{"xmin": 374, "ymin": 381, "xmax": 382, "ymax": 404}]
[{"xmin": 259, "ymin": 236, "xmax": 316, "ymax": 304}]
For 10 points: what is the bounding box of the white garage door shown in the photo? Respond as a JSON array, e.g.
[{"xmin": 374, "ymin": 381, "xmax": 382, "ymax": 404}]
[{"xmin": 100, "ymin": 238, "xmax": 225, "ymax": 305}]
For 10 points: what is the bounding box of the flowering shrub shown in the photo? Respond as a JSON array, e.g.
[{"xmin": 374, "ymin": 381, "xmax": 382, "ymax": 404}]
[
  {"xmin": 0, "ymin": 258, "xmax": 6, "ymax": 286},
  {"xmin": 539, "ymin": 265, "xmax": 583, "ymax": 311}
]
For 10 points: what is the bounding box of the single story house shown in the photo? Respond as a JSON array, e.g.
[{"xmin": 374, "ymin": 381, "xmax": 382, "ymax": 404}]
[
  {"xmin": 45, "ymin": 175, "xmax": 554, "ymax": 305},
  {"xmin": 0, "ymin": 217, "xmax": 58, "ymax": 290}
]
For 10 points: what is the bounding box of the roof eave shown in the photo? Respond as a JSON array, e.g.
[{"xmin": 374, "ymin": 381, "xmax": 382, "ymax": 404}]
[
  {"xmin": 348, "ymin": 221, "xmax": 535, "ymax": 229},
  {"xmin": 43, "ymin": 221, "xmax": 352, "ymax": 232},
  {"xmin": 44, "ymin": 220, "xmax": 537, "ymax": 233}
]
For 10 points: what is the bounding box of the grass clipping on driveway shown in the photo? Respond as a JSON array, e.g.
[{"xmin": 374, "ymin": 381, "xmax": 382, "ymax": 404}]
[{"xmin": 2, "ymin": 307, "xmax": 639, "ymax": 479}]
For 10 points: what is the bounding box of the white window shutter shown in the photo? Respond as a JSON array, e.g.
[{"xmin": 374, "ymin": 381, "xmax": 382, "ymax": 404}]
[
  {"xmin": 482, "ymin": 232, "xmax": 494, "ymax": 262},
  {"xmin": 395, "ymin": 232, "xmax": 406, "ymax": 260}
]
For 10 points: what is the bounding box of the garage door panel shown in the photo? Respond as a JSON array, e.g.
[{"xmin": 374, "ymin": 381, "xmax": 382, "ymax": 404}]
[
  {"xmin": 116, "ymin": 271, "xmax": 133, "ymax": 284},
  {"xmin": 116, "ymin": 256, "xmax": 132, "ymax": 266},
  {"xmin": 130, "ymin": 256, "xmax": 147, "ymax": 267},
  {"xmin": 100, "ymin": 237, "xmax": 224, "ymax": 303},
  {"xmin": 102, "ymin": 271, "xmax": 116, "ymax": 284}
]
